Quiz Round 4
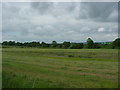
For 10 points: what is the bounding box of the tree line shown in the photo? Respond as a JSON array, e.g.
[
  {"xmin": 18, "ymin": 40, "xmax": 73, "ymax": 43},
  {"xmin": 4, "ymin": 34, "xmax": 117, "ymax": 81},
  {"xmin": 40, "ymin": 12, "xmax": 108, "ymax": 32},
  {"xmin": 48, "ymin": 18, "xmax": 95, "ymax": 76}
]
[{"xmin": 1, "ymin": 38, "xmax": 120, "ymax": 49}]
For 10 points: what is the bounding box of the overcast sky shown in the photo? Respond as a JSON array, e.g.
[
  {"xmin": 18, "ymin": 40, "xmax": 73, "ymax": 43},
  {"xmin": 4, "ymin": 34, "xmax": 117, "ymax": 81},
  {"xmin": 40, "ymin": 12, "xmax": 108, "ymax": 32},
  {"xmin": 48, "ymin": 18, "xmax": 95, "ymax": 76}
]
[{"xmin": 2, "ymin": 2, "xmax": 118, "ymax": 43}]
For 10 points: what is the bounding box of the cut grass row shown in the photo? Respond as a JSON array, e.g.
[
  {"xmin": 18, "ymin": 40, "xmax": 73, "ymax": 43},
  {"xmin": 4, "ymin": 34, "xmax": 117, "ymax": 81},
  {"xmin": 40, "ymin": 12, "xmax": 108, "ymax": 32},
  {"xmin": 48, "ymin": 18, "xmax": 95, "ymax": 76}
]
[{"xmin": 2, "ymin": 48, "xmax": 118, "ymax": 88}]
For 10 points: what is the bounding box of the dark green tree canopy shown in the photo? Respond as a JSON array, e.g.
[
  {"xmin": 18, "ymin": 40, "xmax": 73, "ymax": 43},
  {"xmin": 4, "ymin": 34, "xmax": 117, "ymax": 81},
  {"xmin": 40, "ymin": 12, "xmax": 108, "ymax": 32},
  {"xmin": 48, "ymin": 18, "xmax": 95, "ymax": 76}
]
[
  {"xmin": 87, "ymin": 38, "xmax": 93, "ymax": 44},
  {"xmin": 2, "ymin": 38, "xmax": 118, "ymax": 49},
  {"xmin": 52, "ymin": 41, "xmax": 57, "ymax": 44},
  {"xmin": 87, "ymin": 38, "xmax": 94, "ymax": 49},
  {"xmin": 69, "ymin": 43, "xmax": 84, "ymax": 49},
  {"xmin": 51, "ymin": 41, "xmax": 58, "ymax": 47},
  {"xmin": 113, "ymin": 38, "xmax": 120, "ymax": 48},
  {"xmin": 63, "ymin": 41, "xmax": 71, "ymax": 48}
]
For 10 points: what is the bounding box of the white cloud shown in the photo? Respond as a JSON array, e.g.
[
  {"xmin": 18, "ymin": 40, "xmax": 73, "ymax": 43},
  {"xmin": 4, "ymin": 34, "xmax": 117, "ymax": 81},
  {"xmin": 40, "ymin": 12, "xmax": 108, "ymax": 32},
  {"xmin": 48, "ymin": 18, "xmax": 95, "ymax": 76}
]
[{"xmin": 97, "ymin": 28, "xmax": 105, "ymax": 32}]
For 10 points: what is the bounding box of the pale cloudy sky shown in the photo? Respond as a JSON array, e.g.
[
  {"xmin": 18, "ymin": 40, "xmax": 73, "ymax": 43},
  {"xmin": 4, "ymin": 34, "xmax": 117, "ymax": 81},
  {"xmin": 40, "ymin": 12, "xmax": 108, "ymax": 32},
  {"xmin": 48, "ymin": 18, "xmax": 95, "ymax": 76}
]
[{"xmin": 2, "ymin": 2, "xmax": 118, "ymax": 42}]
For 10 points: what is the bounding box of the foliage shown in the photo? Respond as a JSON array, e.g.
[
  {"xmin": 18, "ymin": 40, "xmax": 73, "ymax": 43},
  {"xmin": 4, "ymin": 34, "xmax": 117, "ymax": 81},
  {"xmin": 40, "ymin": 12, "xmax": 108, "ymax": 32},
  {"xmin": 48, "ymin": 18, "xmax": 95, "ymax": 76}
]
[
  {"xmin": 51, "ymin": 41, "xmax": 58, "ymax": 48},
  {"xmin": 86, "ymin": 38, "xmax": 94, "ymax": 49},
  {"xmin": 41, "ymin": 42, "xmax": 50, "ymax": 48},
  {"xmin": 112, "ymin": 38, "xmax": 120, "ymax": 49},
  {"xmin": 62, "ymin": 41, "xmax": 71, "ymax": 48},
  {"xmin": 93, "ymin": 43, "xmax": 101, "ymax": 49},
  {"xmin": 2, "ymin": 41, "xmax": 15, "ymax": 46},
  {"xmin": 69, "ymin": 43, "xmax": 84, "ymax": 49},
  {"xmin": 2, "ymin": 38, "xmax": 119, "ymax": 49}
]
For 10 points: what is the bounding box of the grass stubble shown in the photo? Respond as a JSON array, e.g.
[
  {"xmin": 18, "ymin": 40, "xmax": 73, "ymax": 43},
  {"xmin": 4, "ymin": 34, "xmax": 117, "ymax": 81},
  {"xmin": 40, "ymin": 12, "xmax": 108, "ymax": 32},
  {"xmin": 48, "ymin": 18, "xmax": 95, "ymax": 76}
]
[{"xmin": 2, "ymin": 48, "xmax": 118, "ymax": 88}]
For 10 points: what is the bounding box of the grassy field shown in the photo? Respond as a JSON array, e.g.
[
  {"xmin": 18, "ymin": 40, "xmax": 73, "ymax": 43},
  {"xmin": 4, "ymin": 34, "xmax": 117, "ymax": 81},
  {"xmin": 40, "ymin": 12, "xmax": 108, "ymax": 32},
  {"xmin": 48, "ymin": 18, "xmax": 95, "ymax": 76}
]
[{"xmin": 2, "ymin": 48, "xmax": 118, "ymax": 88}]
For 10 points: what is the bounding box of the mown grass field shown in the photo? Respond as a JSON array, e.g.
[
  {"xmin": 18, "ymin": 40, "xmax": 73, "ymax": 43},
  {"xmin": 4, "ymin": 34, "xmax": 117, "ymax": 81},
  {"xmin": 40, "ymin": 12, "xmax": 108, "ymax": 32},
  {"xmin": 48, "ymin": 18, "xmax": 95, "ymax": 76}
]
[{"xmin": 2, "ymin": 48, "xmax": 118, "ymax": 88}]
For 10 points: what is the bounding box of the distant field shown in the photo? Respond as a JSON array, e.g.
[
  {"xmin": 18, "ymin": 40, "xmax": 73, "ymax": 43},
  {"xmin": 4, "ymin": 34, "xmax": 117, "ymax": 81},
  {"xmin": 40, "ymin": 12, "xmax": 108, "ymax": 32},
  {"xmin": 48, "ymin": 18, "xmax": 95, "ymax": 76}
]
[{"xmin": 2, "ymin": 48, "xmax": 118, "ymax": 88}]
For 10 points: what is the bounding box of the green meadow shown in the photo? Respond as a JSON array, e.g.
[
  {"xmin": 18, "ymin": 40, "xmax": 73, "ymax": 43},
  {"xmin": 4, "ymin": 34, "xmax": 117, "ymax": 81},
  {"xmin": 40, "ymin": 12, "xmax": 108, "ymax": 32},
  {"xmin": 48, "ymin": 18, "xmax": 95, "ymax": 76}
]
[{"xmin": 2, "ymin": 48, "xmax": 118, "ymax": 88}]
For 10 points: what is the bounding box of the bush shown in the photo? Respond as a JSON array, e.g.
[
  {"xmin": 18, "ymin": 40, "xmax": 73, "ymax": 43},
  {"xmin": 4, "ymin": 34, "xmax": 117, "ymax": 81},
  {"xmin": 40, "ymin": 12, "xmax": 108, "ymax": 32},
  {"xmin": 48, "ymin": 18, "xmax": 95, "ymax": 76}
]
[{"xmin": 69, "ymin": 43, "xmax": 84, "ymax": 49}]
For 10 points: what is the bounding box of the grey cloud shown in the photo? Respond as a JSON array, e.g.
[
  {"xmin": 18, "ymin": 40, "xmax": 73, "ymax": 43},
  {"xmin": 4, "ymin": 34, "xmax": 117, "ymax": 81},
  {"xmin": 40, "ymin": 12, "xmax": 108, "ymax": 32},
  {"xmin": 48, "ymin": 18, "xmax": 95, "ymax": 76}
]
[
  {"xmin": 2, "ymin": 3, "xmax": 21, "ymax": 20},
  {"xmin": 30, "ymin": 2, "xmax": 77, "ymax": 17},
  {"xmin": 30, "ymin": 2, "xmax": 118, "ymax": 22},
  {"xmin": 31, "ymin": 2, "xmax": 53, "ymax": 14},
  {"xmin": 76, "ymin": 2, "xmax": 118, "ymax": 22},
  {"xmin": 2, "ymin": 2, "xmax": 118, "ymax": 42}
]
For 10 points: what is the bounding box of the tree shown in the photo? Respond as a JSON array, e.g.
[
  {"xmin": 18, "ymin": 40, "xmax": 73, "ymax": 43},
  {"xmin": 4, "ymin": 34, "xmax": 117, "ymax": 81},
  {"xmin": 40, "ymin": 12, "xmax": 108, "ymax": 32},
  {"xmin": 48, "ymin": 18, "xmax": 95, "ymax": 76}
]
[
  {"xmin": 4, "ymin": 41, "xmax": 15, "ymax": 46},
  {"xmin": 2, "ymin": 41, "xmax": 8, "ymax": 46},
  {"xmin": 87, "ymin": 38, "xmax": 94, "ymax": 49},
  {"xmin": 113, "ymin": 38, "xmax": 120, "ymax": 49},
  {"xmin": 24, "ymin": 42, "xmax": 29, "ymax": 47},
  {"xmin": 51, "ymin": 41, "xmax": 58, "ymax": 48},
  {"xmin": 93, "ymin": 43, "xmax": 101, "ymax": 48},
  {"xmin": 62, "ymin": 41, "xmax": 71, "ymax": 48},
  {"xmin": 69, "ymin": 43, "xmax": 84, "ymax": 49},
  {"xmin": 16, "ymin": 42, "xmax": 23, "ymax": 46},
  {"xmin": 41, "ymin": 42, "xmax": 49, "ymax": 48},
  {"xmin": 31, "ymin": 42, "xmax": 40, "ymax": 47},
  {"xmin": 57, "ymin": 44, "xmax": 62, "ymax": 48}
]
